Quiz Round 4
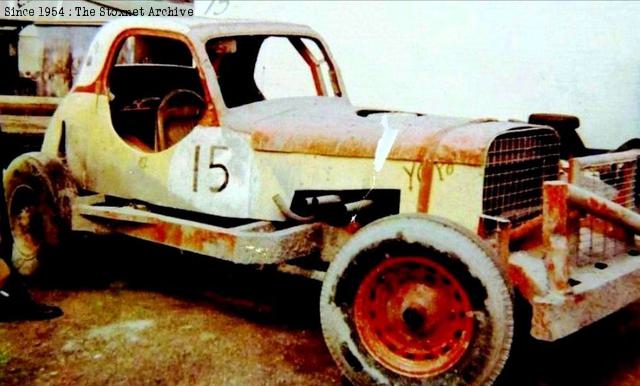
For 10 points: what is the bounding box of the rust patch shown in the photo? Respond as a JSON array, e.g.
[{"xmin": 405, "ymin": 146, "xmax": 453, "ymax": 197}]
[
  {"xmin": 544, "ymin": 182, "xmax": 569, "ymax": 238},
  {"xmin": 238, "ymin": 106, "xmax": 539, "ymax": 217},
  {"xmin": 244, "ymin": 108, "xmax": 529, "ymax": 165},
  {"xmin": 542, "ymin": 183, "xmax": 575, "ymax": 292},
  {"xmin": 417, "ymin": 161, "xmax": 433, "ymax": 212},
  {"xmin": 119, "ymin": 223, "xmax": 236, "ymax": 256},
  {"xmin": 510, "ymin": 216, "xmax": 542, "ymax": 242},
  {"xmin": 568, "ymin": 184, "xmax": 640, "ymax": 235},
  {"xmin": 508, "ymin": 264, "xmax": 539, "ymax": 300},
  {"xmin": 154, "ymin": 224, "xmax": 169, "ymax": 243},
  {"xmin": 580, "ymin": 215, "xmax": 631, "ymax": 242},
  {"xmin": 509, "ymin": 216, "xmax": 543, "ymax": 250}
]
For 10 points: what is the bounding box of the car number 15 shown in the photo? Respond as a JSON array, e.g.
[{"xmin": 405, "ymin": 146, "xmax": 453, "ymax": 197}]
[{"xmin": 192, "ymin": 145, "xmax": 229, "ymax": 193}]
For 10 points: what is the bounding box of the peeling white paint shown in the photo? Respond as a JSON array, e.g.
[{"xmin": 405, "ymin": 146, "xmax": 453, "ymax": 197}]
[{"xmin": 373, "ymin": 114, "xmax": 400, "ymax": 173}]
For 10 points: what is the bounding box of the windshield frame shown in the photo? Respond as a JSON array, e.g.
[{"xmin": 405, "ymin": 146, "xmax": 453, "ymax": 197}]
[{"xmin": 198, "ymin": 32, "xmax": 346, "ymax": 111}]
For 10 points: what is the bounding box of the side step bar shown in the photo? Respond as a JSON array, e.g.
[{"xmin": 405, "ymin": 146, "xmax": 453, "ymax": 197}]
[{"xmin": 73, "ymin": 196, "xmax": 322, "ymax": 265}]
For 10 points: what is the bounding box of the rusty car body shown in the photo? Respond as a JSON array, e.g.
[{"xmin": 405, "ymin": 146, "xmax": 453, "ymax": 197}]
[{"xmin": 3, "ymin": 17, "xmax": 639, "ymax": 386}]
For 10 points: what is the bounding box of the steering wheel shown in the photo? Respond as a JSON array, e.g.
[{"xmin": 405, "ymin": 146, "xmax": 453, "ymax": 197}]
[{"xmin": 155, "ymin": 89, "xmax": 205, "ymax": 151}]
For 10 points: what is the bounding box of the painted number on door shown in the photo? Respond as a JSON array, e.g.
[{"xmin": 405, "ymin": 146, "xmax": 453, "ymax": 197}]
[{"xmin": 192, "ymin": 145, "xmax": 229, "ymax": 193}]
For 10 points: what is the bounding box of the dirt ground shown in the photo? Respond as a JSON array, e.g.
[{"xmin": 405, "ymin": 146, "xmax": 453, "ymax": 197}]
[{"xmin": 1, "ymin": 235, "xmax": 640, "ymax": 386}]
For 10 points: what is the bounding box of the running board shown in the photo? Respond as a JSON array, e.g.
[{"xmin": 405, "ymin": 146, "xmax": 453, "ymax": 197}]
[{"xmin": 73, "ymin": 196, "xmax": 321, "ymax": 265}]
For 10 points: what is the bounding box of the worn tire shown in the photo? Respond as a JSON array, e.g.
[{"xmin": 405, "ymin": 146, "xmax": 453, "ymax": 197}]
[
  {"xmin": 320, "ymin": 214, "xmax": 513, "ymax": 386},
  {"xmin": 3, "ymin": 152, "xmax": 76, "ymax": 276}
]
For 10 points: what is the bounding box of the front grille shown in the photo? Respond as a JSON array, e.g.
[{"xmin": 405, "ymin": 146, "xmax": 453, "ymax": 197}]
[{"xmin": 483, "ymin": 128, "xmax": 560, "ymax": 225}]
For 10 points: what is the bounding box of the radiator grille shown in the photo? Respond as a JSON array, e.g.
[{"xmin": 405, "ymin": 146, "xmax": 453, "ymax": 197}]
[{"xmin": 483, "ymin": 129, "xmax": 560, "ymax": 225}]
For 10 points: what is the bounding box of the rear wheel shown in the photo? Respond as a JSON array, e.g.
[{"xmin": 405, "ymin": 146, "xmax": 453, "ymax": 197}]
[
  {"xmin": 4, "ymin": 152, "xmax": 75, "ymax": 276},
  {"xmin": 321, "ymin": 214, "xmax": 513, "ymax": 386}
]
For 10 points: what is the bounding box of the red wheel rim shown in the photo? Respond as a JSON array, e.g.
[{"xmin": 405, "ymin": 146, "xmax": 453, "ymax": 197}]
[{"xmin": 353, "ymin": 256, "xmax": 475, "ymax": 378}]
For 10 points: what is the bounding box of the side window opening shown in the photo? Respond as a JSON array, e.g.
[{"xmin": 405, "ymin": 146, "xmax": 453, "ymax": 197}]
[{"xmin": 108, "ymin": 34, "xmax": 205, "ymax": 153}]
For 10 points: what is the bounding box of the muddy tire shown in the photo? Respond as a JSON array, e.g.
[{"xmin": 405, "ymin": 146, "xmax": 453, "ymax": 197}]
[
  {"xmin": 320, "ymin": 214, "xmax": 513, "ymax": 386},
  {"xmin": 3, "ymin": 152, "xmax": 76, "ymax": 276}
]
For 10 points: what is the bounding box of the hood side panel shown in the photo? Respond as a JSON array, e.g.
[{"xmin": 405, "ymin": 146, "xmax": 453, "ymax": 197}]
[{"xmin": 223, "ymin": 97, "xmax": 536, "ymax": 165}]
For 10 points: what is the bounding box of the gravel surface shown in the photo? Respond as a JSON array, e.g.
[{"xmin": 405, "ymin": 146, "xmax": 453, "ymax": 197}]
[
  {"xmin": 1, "ymin": 236, "xmax": 639, "ymax": 386},
  {"xmin": 1, "ymin": 289, "xmax": 341, "ymax": 386}
]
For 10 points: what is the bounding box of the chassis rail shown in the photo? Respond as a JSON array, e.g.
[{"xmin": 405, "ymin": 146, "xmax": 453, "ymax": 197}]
[{"xmin": 73, "ymin": 195, "xmax": 323, "ymax": 265}]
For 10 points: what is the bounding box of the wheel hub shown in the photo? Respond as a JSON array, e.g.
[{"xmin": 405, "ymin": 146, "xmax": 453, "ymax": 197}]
[
  {"xmin": 353, "ymin": 256, "xmax": 475, "ymax": 378},
  {"xmin": 402, "ymin": 307, "xmax": 426, "ymax": 333}
]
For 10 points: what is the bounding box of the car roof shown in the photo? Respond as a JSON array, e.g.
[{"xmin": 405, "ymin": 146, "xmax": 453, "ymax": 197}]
[
  {"xmin": 105, "ymin": 17, "xmax": 319, "ymax": 41},
  {"xmin": 74, "ymin": 17, "xmax": 323, "ymax": 91}
]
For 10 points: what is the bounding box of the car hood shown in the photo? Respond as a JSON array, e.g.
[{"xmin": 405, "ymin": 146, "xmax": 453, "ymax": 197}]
[{"xmin": 221, "ymin": 97, "xmax": 536, "ymax": 165}]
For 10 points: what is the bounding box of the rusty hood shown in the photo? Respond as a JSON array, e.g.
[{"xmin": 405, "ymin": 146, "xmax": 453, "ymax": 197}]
[{"xmin": 221, "ymin": 97, "xmax": 536, "ymax": 165}]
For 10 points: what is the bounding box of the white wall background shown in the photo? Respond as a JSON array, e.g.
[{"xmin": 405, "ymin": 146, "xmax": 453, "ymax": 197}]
[{"xmin": 196, "ymin": 1, "xmax": 640, "ymax": 149}]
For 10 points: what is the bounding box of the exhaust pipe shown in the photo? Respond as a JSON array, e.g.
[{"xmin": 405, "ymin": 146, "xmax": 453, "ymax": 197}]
[{"xmin": 274, "ymin": 194, "xmax": 374, "ymax": 224}]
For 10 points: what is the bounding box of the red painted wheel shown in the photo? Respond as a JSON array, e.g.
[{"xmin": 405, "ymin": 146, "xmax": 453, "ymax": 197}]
[
  {"xmin": 353, "ymin": 256, "xmax": 474, "ymax": 378},
  {"xmin": 321, "ymin": 215, "xmax": 513, "ymax": 386}
]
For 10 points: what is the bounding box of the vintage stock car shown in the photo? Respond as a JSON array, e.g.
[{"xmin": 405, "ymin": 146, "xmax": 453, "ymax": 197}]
[{"xmin": 3, "ymin": 17, "xmax": 640, "ymax": 386}]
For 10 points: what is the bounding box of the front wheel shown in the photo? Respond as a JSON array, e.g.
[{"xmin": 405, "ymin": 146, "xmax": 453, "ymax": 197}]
[{"xmin": 320, "ymin": 214, "xmax": 513, "ymax": 386}]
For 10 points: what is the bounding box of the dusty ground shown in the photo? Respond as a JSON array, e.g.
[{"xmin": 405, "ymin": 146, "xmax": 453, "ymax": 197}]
[{"xmin": 1, "ymin": 235, "xmax": 639, "ymax": 386}]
